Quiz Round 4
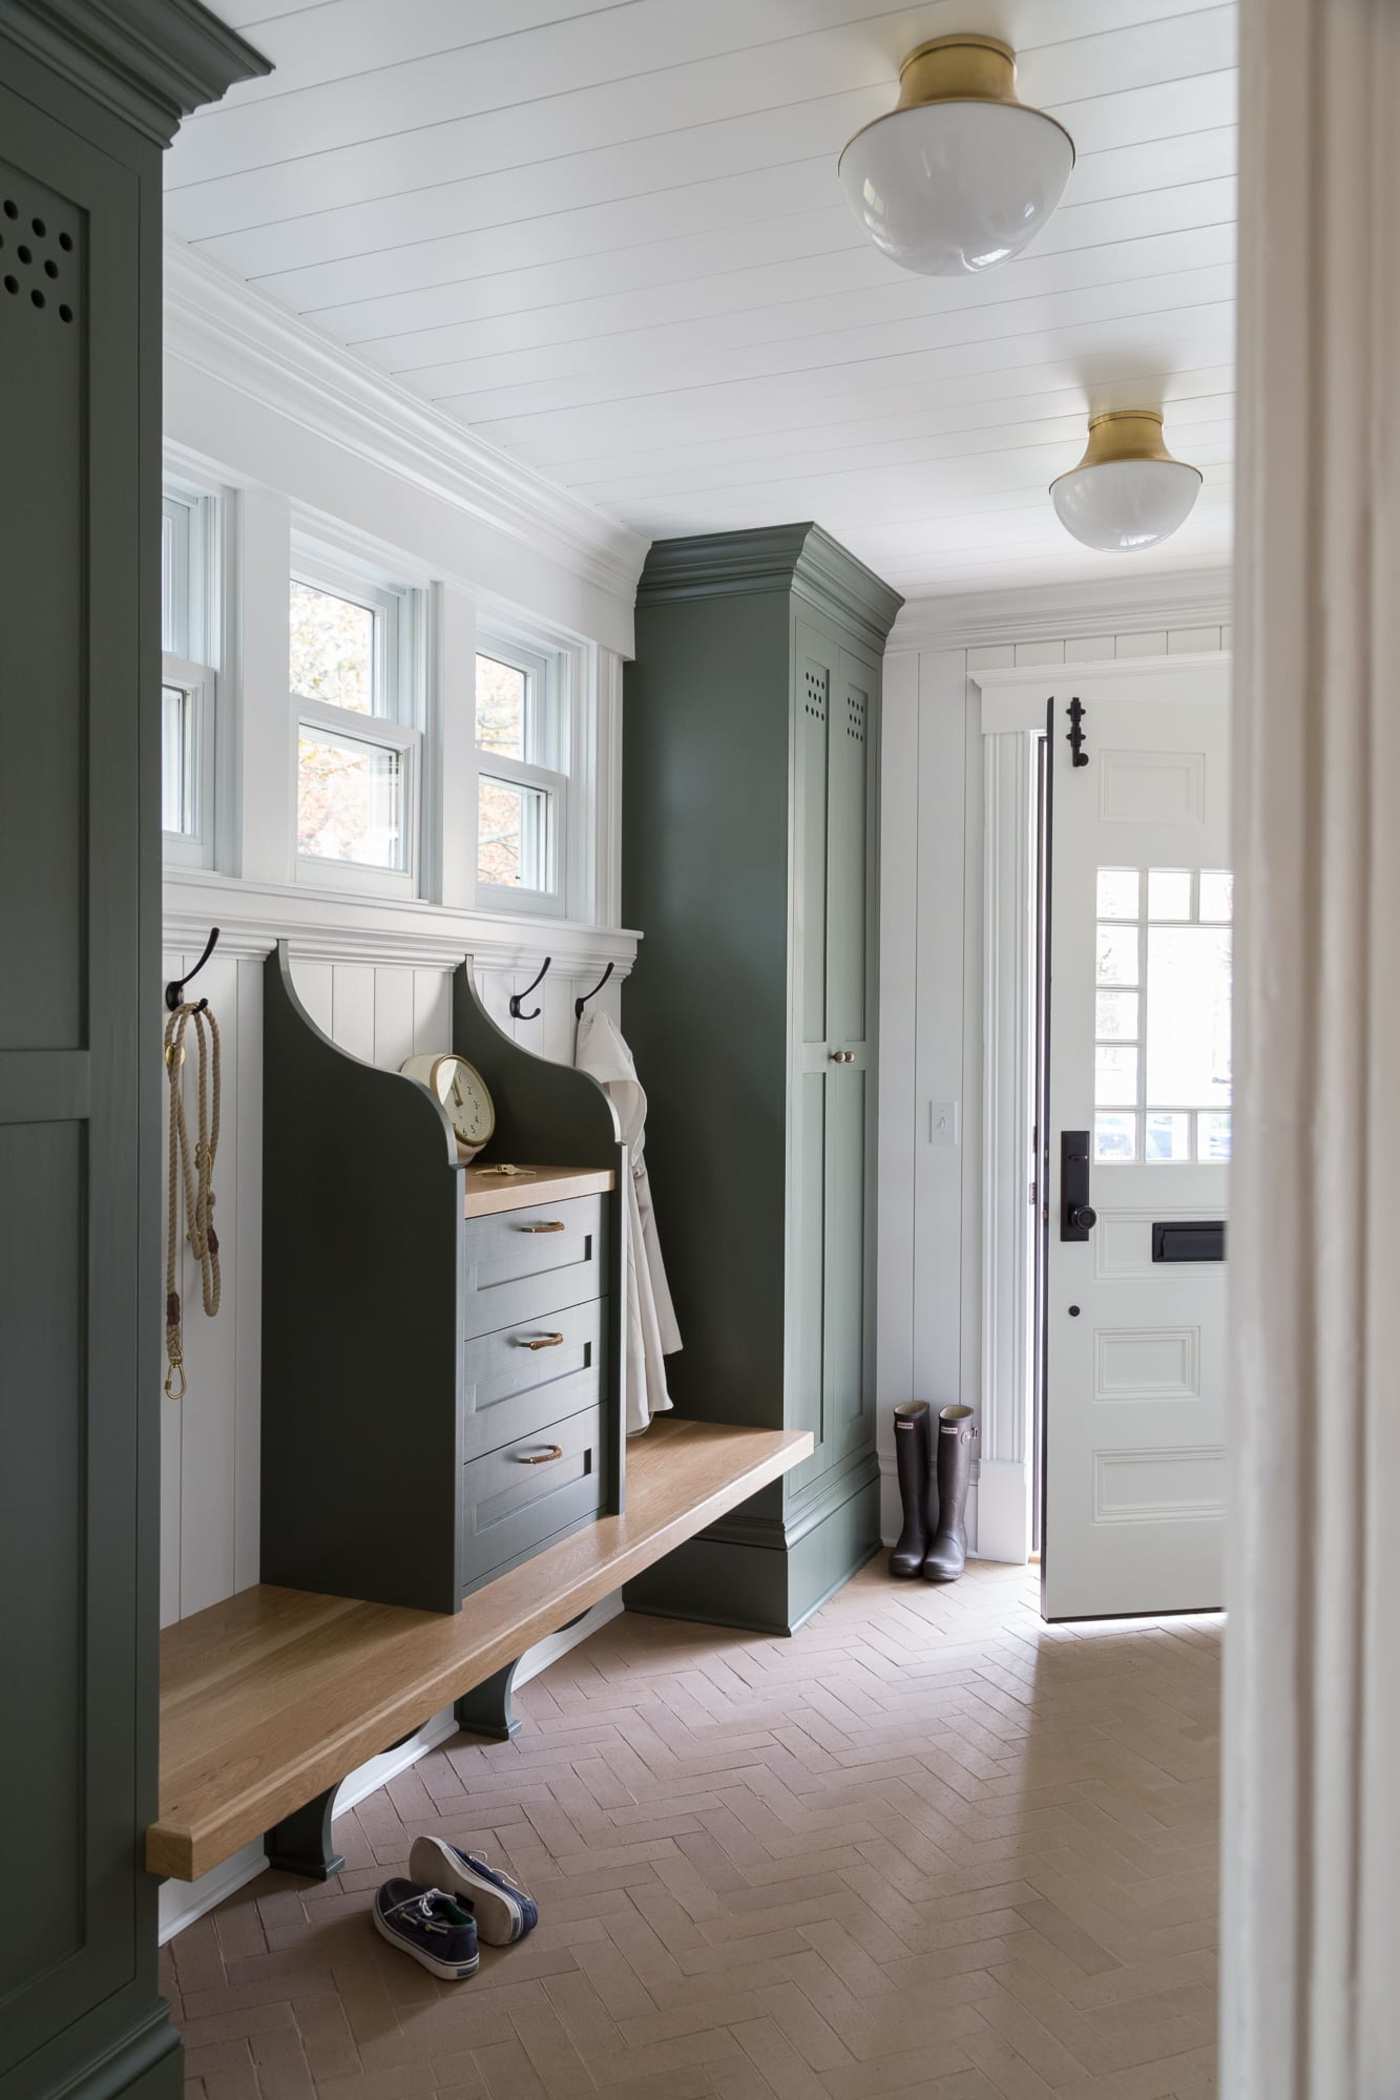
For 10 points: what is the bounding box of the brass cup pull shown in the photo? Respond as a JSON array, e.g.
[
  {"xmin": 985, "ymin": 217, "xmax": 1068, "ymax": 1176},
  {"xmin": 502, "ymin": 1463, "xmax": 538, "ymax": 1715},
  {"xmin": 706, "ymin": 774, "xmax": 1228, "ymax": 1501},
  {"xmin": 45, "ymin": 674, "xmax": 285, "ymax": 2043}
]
[
  {"xmin": 520, "ymin": 1219, "xmax": 566, "ymax": 1233},
  {"xmin": 516, "ymin": 1332, "xmax": 565, "ymax": 1351},
  {"xmin": 830, "ymin": 1049, "xmax": 856, "ymax": 1064},
  {"xmin": 517, "ymin": 1443, "xmax": 564, "ymax": 1465}
]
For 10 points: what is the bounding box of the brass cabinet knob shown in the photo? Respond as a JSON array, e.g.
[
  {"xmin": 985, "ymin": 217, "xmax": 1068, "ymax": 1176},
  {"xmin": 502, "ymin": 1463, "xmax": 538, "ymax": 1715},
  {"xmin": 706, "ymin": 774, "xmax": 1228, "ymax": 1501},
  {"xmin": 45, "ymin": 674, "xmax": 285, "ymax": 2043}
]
[
  {"xmin": 516, "ymin": 1444, "xmax": 564, "ymax": 1465},
  {"xmin": 515, "ymin": 1332, "xmax": 565, "ymax": 1351},
  {"xmin": 829, "ymin": 1049, "xmax": 857, "ymax": 1064}
]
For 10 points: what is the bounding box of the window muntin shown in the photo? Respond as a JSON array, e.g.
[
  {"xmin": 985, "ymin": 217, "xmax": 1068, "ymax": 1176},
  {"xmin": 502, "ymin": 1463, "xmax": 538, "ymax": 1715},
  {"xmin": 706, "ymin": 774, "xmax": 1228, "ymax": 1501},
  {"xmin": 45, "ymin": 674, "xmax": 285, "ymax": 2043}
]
[
  {"xmin": 161, "ymin": 485, "xmax": 218, "ymax": 864},
  {"xmin": 292, "ymin": 546, "xmax": 421, "ymax": 890},
  {"xmin": 474, "ymin": 633, "xmax": 567, "ymax": 912},
  {"xmin": 1093, "ymin": 867, "xmax": 1233, "ymax": 1163}
]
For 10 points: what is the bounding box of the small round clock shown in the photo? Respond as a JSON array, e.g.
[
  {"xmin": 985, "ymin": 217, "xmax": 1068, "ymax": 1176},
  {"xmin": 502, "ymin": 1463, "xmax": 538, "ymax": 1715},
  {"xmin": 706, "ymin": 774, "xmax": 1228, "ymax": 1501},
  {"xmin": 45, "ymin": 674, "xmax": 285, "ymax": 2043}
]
[{"xmin": 401, "ymin": 1053, "xmax": 495, "ymax": 1162}]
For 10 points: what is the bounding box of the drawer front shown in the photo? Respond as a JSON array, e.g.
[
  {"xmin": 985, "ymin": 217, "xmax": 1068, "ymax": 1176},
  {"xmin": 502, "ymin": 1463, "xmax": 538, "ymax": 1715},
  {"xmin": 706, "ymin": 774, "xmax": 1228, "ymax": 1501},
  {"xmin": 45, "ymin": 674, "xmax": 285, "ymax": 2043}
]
[
  {"xmin": 462, "ymin": 1298, "xmax": 604, "ymax": 1461},
  {"xmin": 461, "ymin": 1194, "xmax": 606, "ymax": 1338},
  {"xmin": 459, "ymin": 1401, "xmax": 604, "ymax": 1593}
]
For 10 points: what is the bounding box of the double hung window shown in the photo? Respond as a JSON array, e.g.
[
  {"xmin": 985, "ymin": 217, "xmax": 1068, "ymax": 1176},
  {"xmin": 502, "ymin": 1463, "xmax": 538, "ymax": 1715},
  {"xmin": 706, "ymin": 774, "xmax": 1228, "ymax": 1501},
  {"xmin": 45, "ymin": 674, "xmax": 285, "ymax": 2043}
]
[{"xmin": 292, "ymin": 549, "xmax": 422, "ymax": 894}]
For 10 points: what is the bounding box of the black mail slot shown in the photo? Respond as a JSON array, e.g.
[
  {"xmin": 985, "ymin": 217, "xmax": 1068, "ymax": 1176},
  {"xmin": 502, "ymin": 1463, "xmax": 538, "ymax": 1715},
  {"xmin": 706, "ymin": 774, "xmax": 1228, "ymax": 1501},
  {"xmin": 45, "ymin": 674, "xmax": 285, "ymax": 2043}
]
[{"xmin": 1153, "ymin": 1220, "xmax": 1226, "ymax": 1263}]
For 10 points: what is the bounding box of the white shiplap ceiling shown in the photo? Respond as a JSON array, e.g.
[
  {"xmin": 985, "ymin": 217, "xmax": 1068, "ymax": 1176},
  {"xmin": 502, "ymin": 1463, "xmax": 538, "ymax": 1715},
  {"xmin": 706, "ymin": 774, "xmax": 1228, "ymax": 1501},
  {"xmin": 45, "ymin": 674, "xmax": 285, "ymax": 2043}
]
[{"xmin": 168, "ymin": 1, "xmax": 1237, "ymax": 599}]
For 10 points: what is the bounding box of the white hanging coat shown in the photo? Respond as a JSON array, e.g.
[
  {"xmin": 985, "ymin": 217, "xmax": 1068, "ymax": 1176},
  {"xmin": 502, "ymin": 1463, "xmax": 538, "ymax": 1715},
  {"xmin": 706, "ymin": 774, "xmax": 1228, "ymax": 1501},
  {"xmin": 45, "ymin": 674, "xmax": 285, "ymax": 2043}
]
[{"xmin": 574, "ymin": 1008, "xmax": 680, "ymax": 1434}]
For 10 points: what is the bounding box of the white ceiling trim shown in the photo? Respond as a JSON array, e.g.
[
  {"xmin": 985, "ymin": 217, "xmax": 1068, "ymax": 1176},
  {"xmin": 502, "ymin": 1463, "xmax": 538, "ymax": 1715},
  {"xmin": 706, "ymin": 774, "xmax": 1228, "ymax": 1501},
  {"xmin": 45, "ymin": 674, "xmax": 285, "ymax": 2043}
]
[
  {"xmin": 163, "ymin": 238, "xmax": 651, "ymax": 606},
  {"xmin": 889, "ymin": 566, "xmax": 1233, "ymax": 653}
]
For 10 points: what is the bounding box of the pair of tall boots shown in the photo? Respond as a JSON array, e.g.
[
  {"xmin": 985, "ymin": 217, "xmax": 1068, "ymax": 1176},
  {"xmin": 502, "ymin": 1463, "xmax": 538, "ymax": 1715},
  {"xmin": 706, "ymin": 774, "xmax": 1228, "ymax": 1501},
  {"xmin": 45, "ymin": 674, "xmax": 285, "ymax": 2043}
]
[{"xmin": 890, "ymin": 1401, "xmax": 978, "ymax": 1582}]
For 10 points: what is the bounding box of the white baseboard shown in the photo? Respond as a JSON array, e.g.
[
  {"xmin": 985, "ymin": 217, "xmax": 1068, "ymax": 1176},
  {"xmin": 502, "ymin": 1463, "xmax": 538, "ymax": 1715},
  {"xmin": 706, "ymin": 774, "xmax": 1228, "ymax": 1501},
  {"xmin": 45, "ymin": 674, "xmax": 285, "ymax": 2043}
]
[
  {"xmin": 159, "ymin": 1841, "xmax": 268, "ymax": 1945},
  {"xmin": 975, "ymin": 1457, "xmax": 1031, "ymax": 1564},
  {"xmin": 158, "ymin": 1589, "xmax": 624, "ymax": 1945}
]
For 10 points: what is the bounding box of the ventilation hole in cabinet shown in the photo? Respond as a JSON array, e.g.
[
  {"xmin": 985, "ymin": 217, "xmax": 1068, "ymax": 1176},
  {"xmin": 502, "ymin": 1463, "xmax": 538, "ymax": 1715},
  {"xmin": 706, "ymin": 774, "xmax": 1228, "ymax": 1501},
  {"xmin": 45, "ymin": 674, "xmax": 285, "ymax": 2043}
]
[
  {"xmin": 59, "ymin": 231, "xmax": 72, "ymax": 251},
  {"xmin": 31, "ymin": 216, "xmax": 45, "ymax": 236},
  {"xmin": 3, "ymin": 276, "xmax": 16, "ymax": 295},
  {"xmin": 59, "ymin": 303, "xmax": 72, "ymax": 324},
  {"xmin": 31, "ymin": 288, "xmax": 44, "ymax": 309},
  {"xmin": 3, "ymin": 200, "xmax": 15, "ymax": 220},
  {"xmin": 17, "ymin": 243, "xmax": 30, "ymax": 264},
  {"xmin": 43, "ymin": 259, "xmax": 56, "ymax": 279}
]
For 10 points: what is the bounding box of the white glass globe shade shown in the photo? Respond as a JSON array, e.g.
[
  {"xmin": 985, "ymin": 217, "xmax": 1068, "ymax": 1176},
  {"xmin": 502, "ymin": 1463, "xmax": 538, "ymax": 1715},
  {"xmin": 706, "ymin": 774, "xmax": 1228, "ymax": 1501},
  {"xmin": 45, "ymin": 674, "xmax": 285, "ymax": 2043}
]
[
  {"xmin": 839, "ymin": 98, "xmax": 1074, "ymax": 276},
  {"xmin": 1050, "ymin": 457, "xmax": 1203, "ymax": 554}
]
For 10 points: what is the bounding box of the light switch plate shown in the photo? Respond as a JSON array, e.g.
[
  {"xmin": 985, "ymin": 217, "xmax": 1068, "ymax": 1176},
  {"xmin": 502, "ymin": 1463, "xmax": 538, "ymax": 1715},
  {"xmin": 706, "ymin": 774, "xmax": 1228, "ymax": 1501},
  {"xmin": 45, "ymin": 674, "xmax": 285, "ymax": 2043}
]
[{"xmin": 929, "ymin": 1100, "xmax": 960, "ymax": 1147}]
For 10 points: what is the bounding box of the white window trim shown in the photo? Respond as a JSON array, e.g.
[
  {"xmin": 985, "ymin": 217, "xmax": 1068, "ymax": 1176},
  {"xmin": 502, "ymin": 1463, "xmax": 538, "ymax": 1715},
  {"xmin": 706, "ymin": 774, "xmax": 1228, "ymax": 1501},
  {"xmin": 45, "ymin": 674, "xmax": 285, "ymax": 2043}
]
[
  {"xmin": 289, "ymin": 537, "xmax": 426, "ymax": 901},
  {"xmin": 161, "ymin": 481, "xmax": 223, "ymax": 870},
  {"xmin": 473, "ymin": 615, "xmax": 591, "ymax": 920}
]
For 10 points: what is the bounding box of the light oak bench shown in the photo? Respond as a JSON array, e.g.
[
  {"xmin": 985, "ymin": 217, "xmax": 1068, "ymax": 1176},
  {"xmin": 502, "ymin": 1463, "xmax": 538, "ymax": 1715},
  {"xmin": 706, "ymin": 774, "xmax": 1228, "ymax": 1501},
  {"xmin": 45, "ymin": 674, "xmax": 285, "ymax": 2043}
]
[{"xmin": 151, "ymin": 1417, "xmax": 812, "ymax": 1883}]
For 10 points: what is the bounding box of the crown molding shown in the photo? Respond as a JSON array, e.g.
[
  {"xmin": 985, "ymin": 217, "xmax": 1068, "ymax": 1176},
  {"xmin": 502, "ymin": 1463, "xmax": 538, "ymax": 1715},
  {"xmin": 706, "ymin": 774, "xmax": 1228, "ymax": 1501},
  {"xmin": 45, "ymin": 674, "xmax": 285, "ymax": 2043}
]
[
  {"xmin": 3, "ymin": 0, "xmax": 269, "ymax": 145},
  {"xmin": 163, "ymin": 872, "xmax": 639, "ymax": 976},
  {"xmin": 163, "ymin": 240, "xmax": 650, "ymax": 609},
  {"xmin": 888, "ymin": 566, "xmax": 1233, "ymax": 654},
  {"xmin": 636, "ymin": 522, "xmax": 903, "ymax": 650}
]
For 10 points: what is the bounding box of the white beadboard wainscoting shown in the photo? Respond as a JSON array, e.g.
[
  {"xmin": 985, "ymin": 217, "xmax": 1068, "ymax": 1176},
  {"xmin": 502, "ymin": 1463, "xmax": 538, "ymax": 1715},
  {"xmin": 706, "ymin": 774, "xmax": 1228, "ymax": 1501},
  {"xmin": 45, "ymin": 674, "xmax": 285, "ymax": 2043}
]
[
  {"xmin": 157, "ymin": 881, "xmax": 636, "ymax": 1942},
  {"xmin": 876, "ymin": 570, "xmax": 1232, "ymax": 1561}
]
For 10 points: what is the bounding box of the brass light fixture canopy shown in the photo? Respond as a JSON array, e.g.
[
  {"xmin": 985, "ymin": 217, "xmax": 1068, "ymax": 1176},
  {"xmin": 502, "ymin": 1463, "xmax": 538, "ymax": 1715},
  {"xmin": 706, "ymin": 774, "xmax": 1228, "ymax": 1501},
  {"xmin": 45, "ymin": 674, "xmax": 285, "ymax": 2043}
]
[
  {"xmin": 838, "ymin": 32, "xmax": 1074, "ymax": 276},
  {"xmin": 895, "ymin": 33, "xmax": 1024, "ymax": 108},
  {"xmin": 1051, "ymin": 410, "xmax": 1204, "ymax": 553}
]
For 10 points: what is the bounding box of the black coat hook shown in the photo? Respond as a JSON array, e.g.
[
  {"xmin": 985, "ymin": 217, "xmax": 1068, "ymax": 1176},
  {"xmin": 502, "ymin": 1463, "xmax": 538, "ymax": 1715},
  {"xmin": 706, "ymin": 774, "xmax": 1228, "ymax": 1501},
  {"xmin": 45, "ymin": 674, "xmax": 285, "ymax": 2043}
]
[
  {"xmin": 575, "ymin": 961, "xmax": 615, "ymax": 1019},
  {"xmin": 1066, "ymin": 697, "xmax": 1089, "ymax": 768},
  {"xmin": 165, "ymin": 926, "xmax": 221, "ymax": 1012},
  {"xmin": 510, "ymin": 956, "xmax": 551, "ymax": 1020}
]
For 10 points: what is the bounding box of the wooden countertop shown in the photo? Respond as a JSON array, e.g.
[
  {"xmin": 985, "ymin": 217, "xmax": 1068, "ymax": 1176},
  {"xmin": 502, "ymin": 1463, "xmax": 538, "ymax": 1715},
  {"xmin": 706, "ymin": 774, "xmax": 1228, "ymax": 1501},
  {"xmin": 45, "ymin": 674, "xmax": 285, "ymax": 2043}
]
[
  {"xmin": 464, "ymin": 1163, "xmax": 616, "ymax": 1216},
  {"xmin": 150, "ymin": 1416, "xmax": 813, "ymax": 1882}
]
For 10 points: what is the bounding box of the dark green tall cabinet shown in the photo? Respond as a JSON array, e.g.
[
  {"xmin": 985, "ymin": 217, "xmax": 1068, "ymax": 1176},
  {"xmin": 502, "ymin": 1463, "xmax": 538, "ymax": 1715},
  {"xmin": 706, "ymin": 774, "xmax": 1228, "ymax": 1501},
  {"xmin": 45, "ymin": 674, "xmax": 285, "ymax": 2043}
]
[
  {"xmin": 621, "ymin": 526, "xmax": 902, "ymax": 1634},
  {"xmin": 0, "ymin": 9, "xmax": 265, "ymax": 2099}
]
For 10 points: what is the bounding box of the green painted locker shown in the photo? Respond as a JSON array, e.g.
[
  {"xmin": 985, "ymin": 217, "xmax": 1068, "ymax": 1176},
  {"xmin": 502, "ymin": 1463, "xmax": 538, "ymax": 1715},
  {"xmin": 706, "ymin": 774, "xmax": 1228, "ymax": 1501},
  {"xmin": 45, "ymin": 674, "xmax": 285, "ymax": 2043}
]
[
  {"xmin": 621, "ymin": 526, "xmax": 901, "ymax": 1634},
  {"xmin": 0, "ymin": 10, "xmax": 266, "ymax": 2099}
]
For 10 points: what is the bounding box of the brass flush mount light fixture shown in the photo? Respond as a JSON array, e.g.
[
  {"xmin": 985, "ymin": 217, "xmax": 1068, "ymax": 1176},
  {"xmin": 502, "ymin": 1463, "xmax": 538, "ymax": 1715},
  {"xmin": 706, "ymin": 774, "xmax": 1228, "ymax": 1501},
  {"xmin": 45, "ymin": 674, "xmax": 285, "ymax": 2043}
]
[
  {"xmin": 1050, "ymin": 411, "xmax": 1204, "ymax": 553},
  {"xmin": 838, "ymin": 34, "xmax": 1075, "ymax": 275}
]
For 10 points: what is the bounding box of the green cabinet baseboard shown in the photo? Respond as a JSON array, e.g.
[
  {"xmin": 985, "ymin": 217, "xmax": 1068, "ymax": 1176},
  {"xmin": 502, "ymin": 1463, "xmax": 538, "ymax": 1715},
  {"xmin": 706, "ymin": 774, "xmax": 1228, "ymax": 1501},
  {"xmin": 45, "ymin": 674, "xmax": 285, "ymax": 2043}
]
[
  {"xmin": 620, "ymin": 525, "xmax": 901, "ymax": 1634},
  {"xmin": 0, "ymin": 9, "xmax": 266, "ymax": 2098}
]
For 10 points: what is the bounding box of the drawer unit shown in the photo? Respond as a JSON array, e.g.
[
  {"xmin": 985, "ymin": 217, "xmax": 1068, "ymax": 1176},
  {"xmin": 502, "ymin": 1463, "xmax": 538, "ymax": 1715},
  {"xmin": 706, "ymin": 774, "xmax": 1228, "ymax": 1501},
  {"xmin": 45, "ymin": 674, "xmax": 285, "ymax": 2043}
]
[
  {"xmin": 461, "ymin": 1194, "xmax": 607, "ymax": 1339},
  {"xmin": 459, "ymin": 1401, "xmax": 605, "ymax": 1595},
  {"xmin": 261, "ymin": 943, "xmax": 624, "ymax": 1613},
  {"xmin": 462, "ymin": 1297, "xmax": 605, "ymax": 1461}
]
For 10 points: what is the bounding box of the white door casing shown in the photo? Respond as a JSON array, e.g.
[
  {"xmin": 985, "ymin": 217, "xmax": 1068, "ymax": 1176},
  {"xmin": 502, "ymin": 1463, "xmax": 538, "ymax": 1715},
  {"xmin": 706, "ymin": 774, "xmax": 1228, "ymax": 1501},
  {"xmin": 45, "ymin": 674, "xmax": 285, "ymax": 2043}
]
[{"xmin": 1043, "ymin": 662, "xmax": 1230, "ymax": 1620}]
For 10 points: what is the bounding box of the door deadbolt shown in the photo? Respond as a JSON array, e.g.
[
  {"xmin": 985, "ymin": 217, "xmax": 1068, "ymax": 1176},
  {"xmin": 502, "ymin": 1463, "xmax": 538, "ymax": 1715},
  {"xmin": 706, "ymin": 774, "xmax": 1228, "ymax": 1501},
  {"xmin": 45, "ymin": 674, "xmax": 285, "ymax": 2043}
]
[{"xmin": 1060, "ymin": 1131, "xmax": 1096, "ymax": 1241}]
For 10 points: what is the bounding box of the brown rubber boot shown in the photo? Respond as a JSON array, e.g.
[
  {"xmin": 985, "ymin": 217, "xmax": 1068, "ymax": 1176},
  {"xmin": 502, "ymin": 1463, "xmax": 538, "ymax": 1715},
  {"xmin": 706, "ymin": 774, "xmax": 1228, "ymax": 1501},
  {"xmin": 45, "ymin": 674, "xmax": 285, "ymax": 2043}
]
[
  {"xmin": 890, "ymin": 1402, "xmax": 934, "ymax": 1576},
  {"xmin": 922, "ymin": 1406, "xmax": 978, "ymax": 1582}
]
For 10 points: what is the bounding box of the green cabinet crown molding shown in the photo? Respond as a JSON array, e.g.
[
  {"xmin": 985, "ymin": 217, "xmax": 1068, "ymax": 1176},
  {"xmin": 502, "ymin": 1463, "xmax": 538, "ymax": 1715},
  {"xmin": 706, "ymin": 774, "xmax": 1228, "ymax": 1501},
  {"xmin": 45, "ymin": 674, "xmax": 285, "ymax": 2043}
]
[
  {"xmin": 0, "ymin": 0, "xmax": 271, "ymax": 144},
  {"xmin": 636, "ymin": 523, "xmax": 904, "ymax": 651}
]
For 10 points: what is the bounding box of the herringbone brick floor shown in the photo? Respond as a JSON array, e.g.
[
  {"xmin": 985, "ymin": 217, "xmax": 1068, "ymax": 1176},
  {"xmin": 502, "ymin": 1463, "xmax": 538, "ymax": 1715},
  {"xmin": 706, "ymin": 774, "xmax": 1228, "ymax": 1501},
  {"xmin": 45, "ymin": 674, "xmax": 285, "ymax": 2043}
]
[{"xmin": 167, "ymin": 1559, "xmax": 1222, "ymax": 2100}]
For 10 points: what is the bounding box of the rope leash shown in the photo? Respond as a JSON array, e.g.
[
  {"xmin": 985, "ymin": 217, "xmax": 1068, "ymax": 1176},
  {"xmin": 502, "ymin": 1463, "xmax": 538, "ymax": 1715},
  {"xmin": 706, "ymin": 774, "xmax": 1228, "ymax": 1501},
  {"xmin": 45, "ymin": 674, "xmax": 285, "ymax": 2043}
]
[{"xmin": 163, "ymin": 1000, "xmax": 222, "ymax": 1400}]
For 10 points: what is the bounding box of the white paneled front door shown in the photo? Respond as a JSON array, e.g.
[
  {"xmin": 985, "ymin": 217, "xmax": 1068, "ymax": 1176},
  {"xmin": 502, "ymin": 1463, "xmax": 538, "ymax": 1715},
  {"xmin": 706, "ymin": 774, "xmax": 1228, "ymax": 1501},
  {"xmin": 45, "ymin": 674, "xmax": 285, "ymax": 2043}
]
[{"xmin": 1043, "ymin": 668, "xmax": 1230, "ymax": 1620}]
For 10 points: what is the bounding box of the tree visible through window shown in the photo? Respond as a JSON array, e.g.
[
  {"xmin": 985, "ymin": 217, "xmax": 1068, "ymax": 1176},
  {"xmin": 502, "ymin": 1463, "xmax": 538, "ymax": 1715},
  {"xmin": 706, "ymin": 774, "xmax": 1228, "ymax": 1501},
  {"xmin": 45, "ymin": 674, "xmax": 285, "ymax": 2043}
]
[
  {"xmin": 291, "ymin": 554, "xmax": 419, "ymax": 888},
  {"xmin": 291, "ymin": 580, "xmax": 375, "ymax": 714}
]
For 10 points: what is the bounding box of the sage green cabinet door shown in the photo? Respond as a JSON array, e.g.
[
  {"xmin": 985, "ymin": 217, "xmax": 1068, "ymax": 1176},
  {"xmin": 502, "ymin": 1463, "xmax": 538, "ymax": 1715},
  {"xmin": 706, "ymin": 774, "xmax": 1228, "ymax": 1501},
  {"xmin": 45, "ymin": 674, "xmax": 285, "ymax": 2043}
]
[
  {"xmin": 0, "ymin": 74, "xmax": 153, "ymax": 2087},
  {"xmin": 788, "ymin": 629, "xmax": 836, "ymax": 1476},
  {"xmin": 788, "ymin": 634, "xmax": 875, "ymax": 1499},
  {"xmin": 819, "ymin": 656, "xmax": 873, "ymax": 1474}
]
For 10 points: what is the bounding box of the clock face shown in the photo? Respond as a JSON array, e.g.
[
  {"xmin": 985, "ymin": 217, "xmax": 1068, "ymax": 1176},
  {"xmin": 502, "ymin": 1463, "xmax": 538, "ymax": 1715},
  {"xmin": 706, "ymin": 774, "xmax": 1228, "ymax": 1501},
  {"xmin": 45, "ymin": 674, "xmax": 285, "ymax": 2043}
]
[
  {"xmin": 400, "ymin": 1053, "xmax": 495, "ymax": 1159},
  {"xmin": 432, "ymin": 1056, "xmax": 494, "ymax": 1152}
]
